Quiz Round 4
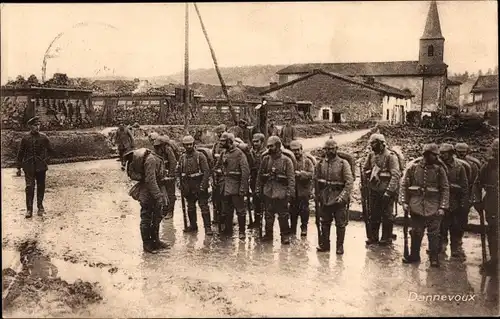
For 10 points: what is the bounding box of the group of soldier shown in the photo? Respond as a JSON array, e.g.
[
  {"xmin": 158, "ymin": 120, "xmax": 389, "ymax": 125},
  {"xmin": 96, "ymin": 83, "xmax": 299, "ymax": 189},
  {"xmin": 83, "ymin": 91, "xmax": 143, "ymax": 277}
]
[{"xmin": 15, "ymin": 115, "xmax": 499, "ymax": 277}]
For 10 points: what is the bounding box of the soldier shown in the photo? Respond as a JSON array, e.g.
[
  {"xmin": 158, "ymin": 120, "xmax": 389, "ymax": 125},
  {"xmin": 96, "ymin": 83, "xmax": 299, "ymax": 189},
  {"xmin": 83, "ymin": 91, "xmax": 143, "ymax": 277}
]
[
  {"xmin": 215, "ymin": 132, "xmax": 250, "ymax": 238},
  {"xmin": 472, "ymin": 138, "xmax": 499, "ymax": 275},
  {"xmin": 115, "ymin": 123, "xmax": 135, "ymax": 170},
  {"xmin": 279, "ymin": 117, "xmax": 296, "ymax": 150},
  {"xmin": 401, "ymin": 143, "xmax": 450, "ymax": 268},
  {"xmin": 256, "ymin": 136, "xmax": 295, "ymax": 245},
  {"xmin": 16, "ymin": 116, "xmax": 54, "ymax": 218},
  {"xmin": 152, "ymin": 136, "xmax": 177, "ymax": 219},
  {"xmin": 289, "ymin": 140, "xmax": 315, "ymax": 237},
  {"xmin": 177, "ymin": 135, "xmax": 213, "ymax": 235},
  {"xmin": 438, "ymin": 143, "xmax": 469, "ymax": 258},
  {"xmin": 125, "ymin": 148, "xmax": 169, "ymax": 253},
  {"xmin": 233, "ymin": 119, "xmax": 252, "ymax": 144},
  {"xmin": 455, "ymin": 143, "xmax": 480, "ymax": 185},
  {"xmin": 268, "ymin": 119, "xmax": 279, "ymax": 137},
  {"xmin": 362, "ymin": 133, "xmax": 401, "ymax": 246},
  {"xmin": 314, "ymin": 139, "xmax": 353, "ymax": 253},
  {"xmin": 211, "ymin": 124, "xmax": 227, "ymax": 226},
  {"xmin": 250, "ymin": 133, "xmax": 267, "ymax": 230}
]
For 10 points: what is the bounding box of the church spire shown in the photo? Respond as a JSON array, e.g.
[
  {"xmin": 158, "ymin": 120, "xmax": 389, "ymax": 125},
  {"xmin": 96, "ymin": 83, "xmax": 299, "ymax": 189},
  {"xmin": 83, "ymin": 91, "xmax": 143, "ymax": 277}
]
[{"xmin": 421, "ymin": 1, "xmax": 444, "ymax": 40}]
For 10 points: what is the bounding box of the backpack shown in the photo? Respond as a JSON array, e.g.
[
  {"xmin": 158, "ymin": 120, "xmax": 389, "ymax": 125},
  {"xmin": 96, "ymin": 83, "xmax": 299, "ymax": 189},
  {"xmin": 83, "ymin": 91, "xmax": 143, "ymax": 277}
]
[
  {"xmin": 338, "ymin": 151, "xmax": 356, "ymax": 181},
  {"xmin": 466, "ymin": 155, "xmax": 482, "ymax": 171},
  {"xmin": 165, "ymin": 139, "xmax": 181, "ymax": 162},
  {"xmin": 455, "ymin": 158, "xmax": 472, "ymax": 183},
  {"xmin": 261, "ymin": 147, "xmax": 298, "ymax": 170},
  {"xmin": 196, "ymin": 147, "xmax": 215, "ymax": 171},
  {"xmin": 126, "ymin": 148, "xmax": 151, "ymax": 181},
  {"xmin": 407, "ymin": 156, "xmax": 449, "ymax": 174}
]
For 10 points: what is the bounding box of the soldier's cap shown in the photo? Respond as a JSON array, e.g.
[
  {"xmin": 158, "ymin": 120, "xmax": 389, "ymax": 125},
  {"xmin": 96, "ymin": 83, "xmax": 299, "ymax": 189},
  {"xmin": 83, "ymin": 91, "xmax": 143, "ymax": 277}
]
[
  {"xmin": 214, "ymin": 124, "xmax": 226, "ymax": 133},
  {"xmin": 220, "ymin": 132, "xmax": 235, "ymax": 142},
  {"xmin": 226, "ymin": 132, "xmax": 236, "ymax": 142},
  {"xmin": 369, "ymin": 133, "xmax": 386, "ymax": 144},
  {"xmin": 27, "ymin": 116, "xmax": 40, "ymax": 125},
  {"xmin": 422, "ymin": 143, "xmax": 439, "ymax": 155},
  {"xmin": 252, "ymin": 133, "xmax": 265, "ymax": 142},
  {"xmin": 455, "ymin": 143, "xmax": 469, "ymax": 152},
  {"xmin": 267, "ymin": 135, "xmax": 282, "ymax": 146},
  {"xmin": 324, "ymin": 139, "xmax": 338, "ymax": 149},
  {"xmin": 439, "ymin": 143, "xmax": 454, "ymax": 153},
  {"xmin": 290, "ymin": 140, "xmax": 302, "ymax": 150},
  {"xmin": 153, "ymin": 135, "xmax": 169, "ymax": 146},
  {"xmin": 149, "ymin": 132, "xmax": 160, "ymax": 140},
  {"xmin": 182, "ymin": 135, "xmax": 195, "ymax": 144}
]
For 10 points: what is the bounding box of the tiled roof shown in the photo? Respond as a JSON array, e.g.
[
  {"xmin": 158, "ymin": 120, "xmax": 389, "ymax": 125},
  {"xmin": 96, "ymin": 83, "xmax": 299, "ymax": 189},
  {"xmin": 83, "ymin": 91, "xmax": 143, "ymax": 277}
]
[
  {"xmin": 260, "ymin": 69, "xmax": 413, "ymax": 98},
  {"xmin": 276, "ymin": 61, "xmax": 423, "ymax": 76},
  {"xmin": 447, "ymin": 79, "xmax": 462, "ymax": 86},
  {"xmin": 471, "ymin": 75, "xmax": 498, "ymax": 93}
]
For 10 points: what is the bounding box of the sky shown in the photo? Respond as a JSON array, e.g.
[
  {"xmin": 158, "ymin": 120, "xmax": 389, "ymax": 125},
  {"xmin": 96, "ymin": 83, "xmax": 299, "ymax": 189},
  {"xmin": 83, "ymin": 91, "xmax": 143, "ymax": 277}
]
[{"xmin": 1, "ymin": 1, "xmax": 498, "ymax": 83}]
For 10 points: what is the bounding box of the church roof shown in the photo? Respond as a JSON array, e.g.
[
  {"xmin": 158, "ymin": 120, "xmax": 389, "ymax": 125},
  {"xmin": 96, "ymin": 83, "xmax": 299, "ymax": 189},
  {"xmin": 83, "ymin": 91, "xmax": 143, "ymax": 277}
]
[
  {"xmin": 260, "ymin": 69, "xmax": 413, "ymax": 98},
  {"xmin": 421, "ymin": 1, "xmax": 444, "ymax": 40},
  {"xmin": 276, "ymin": 61, "xmax": 422, "ymax": 76},
  {"xmin": 471, "ymin": 75, "xmax": 498, "ymax": 93}
]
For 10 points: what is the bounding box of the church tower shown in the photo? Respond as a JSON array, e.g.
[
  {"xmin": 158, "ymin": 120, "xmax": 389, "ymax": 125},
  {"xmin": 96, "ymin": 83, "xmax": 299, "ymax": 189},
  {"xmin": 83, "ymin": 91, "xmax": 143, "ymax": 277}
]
[{"xmin": 419, "ymin": 1, "xmax": 445, "ymax": 66}]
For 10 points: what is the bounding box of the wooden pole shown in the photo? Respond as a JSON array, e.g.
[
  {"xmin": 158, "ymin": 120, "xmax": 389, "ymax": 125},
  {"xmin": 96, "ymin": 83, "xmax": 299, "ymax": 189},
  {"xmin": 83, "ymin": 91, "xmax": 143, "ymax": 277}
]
[
  {"xmin": 193, "ymin": 3, "xmax": 238, "ymax": 126},
  {"xmin": 184, "ymin": 2, "xmax": 190, "ymax": 135}
]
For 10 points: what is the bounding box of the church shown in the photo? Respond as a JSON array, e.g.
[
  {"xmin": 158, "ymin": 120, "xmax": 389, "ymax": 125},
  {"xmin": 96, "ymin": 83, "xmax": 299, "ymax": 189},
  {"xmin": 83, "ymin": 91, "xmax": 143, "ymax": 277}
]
[{"xmin": 275, "ymin": 1, "xmax": 460, "ymax": 115}]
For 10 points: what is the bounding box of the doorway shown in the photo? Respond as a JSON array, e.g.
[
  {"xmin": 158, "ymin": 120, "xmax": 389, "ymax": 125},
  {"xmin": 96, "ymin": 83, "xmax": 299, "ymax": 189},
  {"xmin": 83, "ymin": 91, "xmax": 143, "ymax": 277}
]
[
  {"xmin": 332, "ymin": 112, "xmax": 342, "ymax": 123},
  {"xmin": 322, "ymin": 108, "xmax": 330, "ymax": 121}
]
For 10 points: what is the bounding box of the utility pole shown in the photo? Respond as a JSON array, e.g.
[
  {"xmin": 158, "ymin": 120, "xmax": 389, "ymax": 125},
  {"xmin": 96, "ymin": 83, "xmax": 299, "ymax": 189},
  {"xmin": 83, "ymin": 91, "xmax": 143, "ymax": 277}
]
[
  {"xmin": 193, "ymin": 3, "xmax": 238, "ymax": 126},
  {"xmin": 184, "ymin": 2, "xmax": 190, "ymax": 134}
]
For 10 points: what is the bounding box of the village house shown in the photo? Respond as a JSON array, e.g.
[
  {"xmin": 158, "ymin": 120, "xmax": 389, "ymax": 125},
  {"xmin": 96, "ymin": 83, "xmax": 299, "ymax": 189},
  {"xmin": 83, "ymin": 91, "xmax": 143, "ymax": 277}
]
[
  {"xmin": 259, "ymin": 69, "xmax": 413, "ymax": 124},
  {"xmin": 275, "ymin": 1, "xmax": 459, "ymax": 116},
  {"xmin": 462, "ymin": 75, "xmax": 499, "ymax": 114}
]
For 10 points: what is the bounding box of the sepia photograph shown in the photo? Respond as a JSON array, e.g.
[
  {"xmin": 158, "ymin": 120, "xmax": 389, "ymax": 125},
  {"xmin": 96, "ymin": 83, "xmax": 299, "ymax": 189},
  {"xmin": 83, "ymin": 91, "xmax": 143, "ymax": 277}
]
[{"xmin": 1, "ymin": 1, "xmax": 498, "ymax": 317}]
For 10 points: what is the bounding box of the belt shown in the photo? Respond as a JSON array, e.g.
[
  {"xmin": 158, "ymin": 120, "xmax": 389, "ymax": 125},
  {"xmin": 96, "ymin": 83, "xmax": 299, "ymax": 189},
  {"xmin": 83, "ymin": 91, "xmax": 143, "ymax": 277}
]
[
  {"xmin": 408, "ymin": 186, "xmax": 439, "ymax": 193},
  {"xmin": 181, "ymin": 172, "xmax": 203, "ymax": 178}
]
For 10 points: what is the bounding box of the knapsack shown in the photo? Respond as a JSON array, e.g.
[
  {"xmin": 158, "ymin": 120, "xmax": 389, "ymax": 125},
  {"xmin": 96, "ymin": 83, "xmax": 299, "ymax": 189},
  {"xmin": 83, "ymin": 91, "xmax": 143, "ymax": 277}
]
[
  {"xmin": 261, "ymin": 147, "xmax": 298, "ymax": 170},
  {"xmin": 126, "ymin": 148, "xmax": 151, "ymax": 181},
  {"xmin": 338, "ymin": 151, "xmax": 356, "ymax": 181},
  {"xmin": 165, "ymin": 139, "xmax": 181, "ymax": 162},
  {"xmin": 196, "ymin": 147, "xmax": 215, "ymax": 171},
  {"xmin": 455, "ymin": 158, "xmax": 472, "ymax": 183},
  {"xmin": 407, "ymin": 156, "xmax": 449, "ymax": 174}
]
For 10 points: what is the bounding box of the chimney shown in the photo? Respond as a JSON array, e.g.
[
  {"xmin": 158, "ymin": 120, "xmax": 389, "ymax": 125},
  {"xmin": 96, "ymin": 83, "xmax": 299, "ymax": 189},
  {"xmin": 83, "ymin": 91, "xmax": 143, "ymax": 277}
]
[
  {"xmin": 365, "ymin": 76, "xmax": 375, "ymax": 85},
  {"xmin": 237, "ymin": 80, "xmax": 243, "ymax": 86},
  {"xmin": 270, "ymin": 82, "xmax": 278, "ymax": 89}
]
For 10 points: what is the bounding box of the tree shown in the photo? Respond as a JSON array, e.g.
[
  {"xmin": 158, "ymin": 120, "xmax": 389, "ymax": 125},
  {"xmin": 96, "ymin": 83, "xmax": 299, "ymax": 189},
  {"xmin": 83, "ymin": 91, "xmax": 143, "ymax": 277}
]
[
  {"xmin": 494, "ymin": 66, "xmax": 498, "ymax": 75},
  {"xmin": 487, "ymin": 68, "xmax": 493, "ymax": 75},
  {"xmin": 478, "ymin": 69, "xmax": 483, "ymax": 76},
  {"xmin": 26, "ymin": 74, "xmax": 39, "ymax": 86},
  {"xmin": 45, "ymin": 73, "xmax": 70, "ymax": 86}
]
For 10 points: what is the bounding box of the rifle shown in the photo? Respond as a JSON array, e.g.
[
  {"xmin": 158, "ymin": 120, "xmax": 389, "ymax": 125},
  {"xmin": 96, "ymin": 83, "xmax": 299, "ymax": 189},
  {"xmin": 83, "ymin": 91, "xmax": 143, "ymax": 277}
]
[
  {"xmin": 359, "ymin": 162, "xmax": 372, "ymax": 241},
  {"xmin": 247, "ymin": 194, "xmax": 254, "ymax": 227},
  {"xmin": 478, "ymin": 207, "xmax": 488, "ymax": 265},
  {"xmin": 258, "ymin": 194, "xmax": 264, "ymax": 238},
  {"xmin": 315, "ymin": 199, "xmax": 322, "ymax": 246},
  {"xmin": 180, "ymin": 187, "xmax": 188, "ymax": 230},
  {"xmin": 403, "ymin": 205, "xmax": 409, "ymax": 259}
]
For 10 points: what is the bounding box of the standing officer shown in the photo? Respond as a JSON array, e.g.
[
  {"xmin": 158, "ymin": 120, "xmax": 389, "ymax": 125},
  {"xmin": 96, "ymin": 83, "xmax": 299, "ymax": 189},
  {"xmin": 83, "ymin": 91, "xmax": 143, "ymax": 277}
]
[
  {"xmin": 177, "ymin": 135, "xmax": 213, "ymax": 235},
  {"xmin": 256, "ymin": 136, "xmax": 295, "ymax": 245},
  {"xmin": 362, "ymin": 133, "xmax": 401, "ymax": 246},
  {"xmin": 438, "ymin": 143, "xmax": 469, "ymax": 258},
  {"xmin": 115, "ymin": 123, "xmax": 135, "ymax": 170},
  {"xmin": 17, "ymin": 116, "xmax": 53, "ymax": 218},
  {"xmin": 152, "ymin": 136, "xmax": 178, "ymax": 219},
  {"xmin": 279, "ymin": 117, "xmax": 296, "ymax": 150},
  {"xmin": 215, "ymin": 132, "xmax": 250, "ymax": 238},
  {"xmin": 250, "ymin": 133, "xmax": 267, "ymax": 230},
  {"xmin": 289, "ymin": 140, "xmax": 314, "ymax": 237},
  {"xmin": 314, "ymin": 139, "xmax": 353, "ymax": 254},
  {"xmin": 472, "ymin": 138, "xmax": 499, "ymax": 275},
  {"xmin": 401, "ymin": 143, "xmax": 450, "ymax": 268}
]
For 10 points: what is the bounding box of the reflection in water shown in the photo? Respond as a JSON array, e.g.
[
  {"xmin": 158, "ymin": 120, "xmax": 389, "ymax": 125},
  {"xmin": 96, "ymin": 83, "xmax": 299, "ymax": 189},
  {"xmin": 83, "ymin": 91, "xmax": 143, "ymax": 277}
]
[{"xmin": 481, "ymin": 275, "xmax": 499, "ymax": 305}]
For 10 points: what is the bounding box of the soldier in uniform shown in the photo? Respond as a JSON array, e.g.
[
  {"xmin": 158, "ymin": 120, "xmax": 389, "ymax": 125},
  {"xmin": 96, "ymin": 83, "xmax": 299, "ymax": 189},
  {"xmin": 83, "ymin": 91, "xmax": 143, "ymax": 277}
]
[
  {"xmin": 152, "ymin": 136, "xmax": 177, "ymax": 219},
  {"xmin": 314, "ymin": 139, "xmax": 353, "ymax": 254},
  {"xmin": 211, "ymin": 124, "xmax": 227, "ymax": 224},
  {"xmin": 233, "ymin": 119, "xmax": 252, "ymax": 144},
  {"xmin": 279, "ymin": 117, "xmax": 296, "ymax": 150},
  {"xmin": 289, "ymin": 140, "xmax": 314, "ymax": 237},
  {"xmin": 362, "ymin": 133, "xmax": 401, "ymax": 246},
  {"xmin": 125, "ymin": 148, "xmax": 169, "ymax": 253},
  {"xmin": 256, "ymin": 136, "xmax": 295, "ymax": 245},
  {"xmin": 214, "ymin": 132, "xmax": 250, "ymax": 238},
  {"xmin": 250, "ymin": 133, "xmax": 267, "ymax": 230},
  {"xmin": 268, "ymin": 119, "xmax": 279, "ymax": 137},
  {"xmin": 177, "ymin": 135, "xmax": 213, "ymax": 235},
  {"xmin": 16, "ymin": 116, "xmax": 54, "ymax": 218},
  {"xmin": 115, "ymin": 123, "xmax": 135, "ymax": 170},
  {"xmin": 438, "ymin": 143, "xmax": 469, "ymax": 258},
  {"xmin": 401, "ymin": 143, "xmax": 450, "ymax": 268},
  {"xmin": 472, "ymin": 138, "xmax": 499, "ymax": 275}
]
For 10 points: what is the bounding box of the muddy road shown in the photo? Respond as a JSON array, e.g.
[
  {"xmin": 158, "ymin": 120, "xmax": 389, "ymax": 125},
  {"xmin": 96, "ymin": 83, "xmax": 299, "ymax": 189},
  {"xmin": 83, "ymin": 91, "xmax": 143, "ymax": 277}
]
[{"xmin": 2, "ymin": 129, "xmax": 498, "ymax": 317}]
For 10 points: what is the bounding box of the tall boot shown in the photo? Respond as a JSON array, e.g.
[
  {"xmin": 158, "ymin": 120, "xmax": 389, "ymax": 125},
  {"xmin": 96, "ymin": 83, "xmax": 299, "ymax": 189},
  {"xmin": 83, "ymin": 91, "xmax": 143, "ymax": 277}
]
[
  {"xmin": 152, "ymin": 223, "xmax": 170, "ymax": 250},
  {"xmin": 202, "ymin": 214, "xmax": 213, "ymax": 236},
  {"xmin": 141, "ymin": 224, "xmax": 157, "ymax": 254},
  {"xmin": 278, "ymin": 217, "xmax": 290, "ymax": 245},
  {"xmin": 429, "ymin": 235, "xmax": 441, "ymax": 268},
  {"xmin": 25, "ymin": 187, "xmax": 34, "ymax": 218},
  {"xmin": 317, "ymin": 224, "xmax": 331, "ymax": 252},
  {"xmin": 336, "ymin": 227, "xmax": 346, "ymax": 255},
  {"xmin": 450, "ymin": 231, "xmax": 465, "ymax": 259},
  {"xmin": 262, "ymin": 217, "xmax": 274, "ymax": 242},
  {"xmin": 184, "ymin": 208, "xmax": 198, "ymax": 233},
  {"xmin": 36, "ymin": 184, "xmax": 45, "ymax": 216},
  {"xmin": 366, "ymin": 222, "xmax": 380, "ymax": 245},
  {"xmin": 238, "ymin": 215, "xmax": 246, "ymax": 239},
  {"xmin": 379, "ymin": 222, "xmax": 393, "ymax": 246},
  {"xmin": 402, "ymin": 230, "xmax": 422, "ymax": 263}
]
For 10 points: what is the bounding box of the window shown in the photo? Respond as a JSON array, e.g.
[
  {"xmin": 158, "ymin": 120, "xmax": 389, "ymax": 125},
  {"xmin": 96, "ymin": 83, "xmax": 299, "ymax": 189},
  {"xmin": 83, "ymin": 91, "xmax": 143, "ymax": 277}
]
[
  {"xmin": 322, "ymin": 109, "xmax": 330, "ymax": 121},
  {"xmin": 428, "ymin": 45, "xmax": 434, "ymax": 57}
]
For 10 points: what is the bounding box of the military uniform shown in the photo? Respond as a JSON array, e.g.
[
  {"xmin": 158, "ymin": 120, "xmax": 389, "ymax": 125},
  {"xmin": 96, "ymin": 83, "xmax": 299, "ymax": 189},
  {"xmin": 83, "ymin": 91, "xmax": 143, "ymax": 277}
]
[
  {"xmin": 17, "ymin": 117, "xmax": 53, "ymax": 218},
  {"xmin": 315, "ymin": 140, "xmax": 353, "ymax": 254},
  {"xmin": 256, "ymin": 136, "xmax": 295, "ymax": 244},
  {"xmin": 250, "ymin": 134, "xmax": 267, "ymax": 230},
  {"xmin": 362, "ymin": 134, "xmax": 401, "ymax": 245},
  {"xmin": 472, "ymin": 139, "xmax": 499, "ymax": 275},
  {"xmin": 290, "ymin": 141, "xmax": 315, "ymax": 236},
  {"xmin": 279, "ymin": 123, "xmax": 296, "ymax": 150},
  {"xmin": 401, "ymin": 143, "xmax": 450, "ymax": 267},
  {"xmin": 115, "ymin": 125, "xmax": 135, "ymax": 169},
  {"xmin": 153, "ymin": 136, "xmax": 178, "ymax": 219},
  {"xmin": 212, "ymin": 124, "xmax": 227, "ymax": 225},
  {"xmin": 438, "ymin": 144, "xmax": 469, "ymax": 258},
  {"xmin": 214, "ymin": 133, "xmax": 250, "ymax": 237}
]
